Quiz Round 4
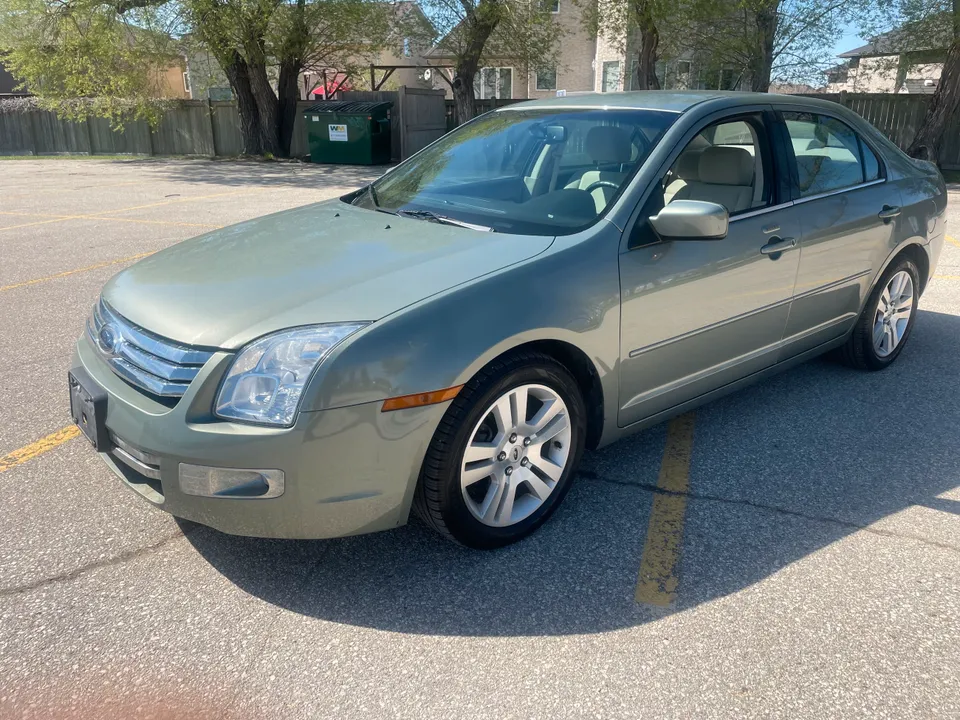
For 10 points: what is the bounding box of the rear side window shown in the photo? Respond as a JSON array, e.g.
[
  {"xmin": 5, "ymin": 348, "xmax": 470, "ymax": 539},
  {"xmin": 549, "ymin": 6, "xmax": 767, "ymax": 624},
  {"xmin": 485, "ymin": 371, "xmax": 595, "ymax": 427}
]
[{"xmin": 783, "ymin": 112, "xmax": 881, "ymax": 197}]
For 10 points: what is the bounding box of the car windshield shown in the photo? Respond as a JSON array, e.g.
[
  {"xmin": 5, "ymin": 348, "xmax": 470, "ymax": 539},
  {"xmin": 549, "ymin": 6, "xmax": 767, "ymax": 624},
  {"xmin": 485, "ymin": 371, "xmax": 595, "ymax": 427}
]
[{"xmin": 353, "ymin": 108, "xmax": 677, "ymax": 235}]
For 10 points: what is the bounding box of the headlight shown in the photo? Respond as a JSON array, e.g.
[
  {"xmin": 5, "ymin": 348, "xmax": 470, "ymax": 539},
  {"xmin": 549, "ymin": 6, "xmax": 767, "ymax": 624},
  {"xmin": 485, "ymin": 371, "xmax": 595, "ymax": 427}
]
[{"xmin": 215, "ymin": 324, "xmax": 367, "ymax": 427}]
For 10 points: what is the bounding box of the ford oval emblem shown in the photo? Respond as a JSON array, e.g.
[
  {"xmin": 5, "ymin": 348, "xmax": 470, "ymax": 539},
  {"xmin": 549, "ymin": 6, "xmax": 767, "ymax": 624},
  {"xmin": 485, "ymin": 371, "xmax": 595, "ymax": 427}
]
[{"xmin": 97, "ymin": 323, "xmax": 123, "ymax": 355}]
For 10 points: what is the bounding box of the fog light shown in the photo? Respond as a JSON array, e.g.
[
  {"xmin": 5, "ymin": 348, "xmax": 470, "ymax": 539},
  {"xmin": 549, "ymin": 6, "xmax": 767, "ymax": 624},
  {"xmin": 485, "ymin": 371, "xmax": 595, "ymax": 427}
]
[{"xmin": 178, "ymin": 463, "xmax": 284, "ymax": 499}]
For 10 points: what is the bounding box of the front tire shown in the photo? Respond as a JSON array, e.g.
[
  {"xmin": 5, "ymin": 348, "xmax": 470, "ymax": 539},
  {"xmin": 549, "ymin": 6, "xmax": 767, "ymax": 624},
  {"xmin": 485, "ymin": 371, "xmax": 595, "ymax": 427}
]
[
  {"xmin": 840, "ymin": 256, "xmax": 919, "ymax": 370},
  {"xmin": 413, "ymin": 351, "xmax": 587, "ymax": 549}
]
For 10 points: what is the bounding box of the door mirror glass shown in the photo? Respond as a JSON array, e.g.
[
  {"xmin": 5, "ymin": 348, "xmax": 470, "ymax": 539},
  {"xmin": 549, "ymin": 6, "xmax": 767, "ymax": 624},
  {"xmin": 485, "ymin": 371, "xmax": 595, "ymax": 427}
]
[{"xmin": 648, "ymin": 200, "xmax": 728, "ymax": 240}]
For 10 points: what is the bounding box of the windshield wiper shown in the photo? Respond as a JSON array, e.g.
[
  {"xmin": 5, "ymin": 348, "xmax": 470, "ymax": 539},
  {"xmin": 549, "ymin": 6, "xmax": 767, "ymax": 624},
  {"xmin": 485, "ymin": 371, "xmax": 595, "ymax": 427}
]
[{"xmin": 397, "ymin": 209, "xmax": 494, "ymax": 232}]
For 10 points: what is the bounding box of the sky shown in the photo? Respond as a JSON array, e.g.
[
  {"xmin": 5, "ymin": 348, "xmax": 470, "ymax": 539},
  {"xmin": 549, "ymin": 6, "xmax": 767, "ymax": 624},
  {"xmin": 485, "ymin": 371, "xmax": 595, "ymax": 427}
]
[{"xmin": 830, "ymin": 24, "xmax": 867, "ymax": 59}]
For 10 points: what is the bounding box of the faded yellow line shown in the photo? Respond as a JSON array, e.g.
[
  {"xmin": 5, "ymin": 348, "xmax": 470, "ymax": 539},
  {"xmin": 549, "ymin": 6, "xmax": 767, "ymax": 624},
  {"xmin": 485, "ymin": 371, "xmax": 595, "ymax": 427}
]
[
  {"xmin": 0, "ymin": 217, "xmax": 75, "ymax": 232},
  {"xmin": 0, "ymin": 210, "xmax": 219, "ymax": 230},
  {"xmin": 94, "ymin": 188, "xmax": 261, "ymax": 216},
  {"xmin": 0, "ymin": 251, "xmax": 155, "ymax": 292},
  {"xmin": 0, "ymin": 426, "xmax": 80, "ymax": 474},
  {"xmin": 946, "ymin": 235, "xmax": 959, "ymax": 248},
  {"xmin": 635, "ymin": 412, "xmax": 696, "ymax": 606},
  {"xmin": 934, "ymin": 274, "xmax": 960, "ymax": 280}
]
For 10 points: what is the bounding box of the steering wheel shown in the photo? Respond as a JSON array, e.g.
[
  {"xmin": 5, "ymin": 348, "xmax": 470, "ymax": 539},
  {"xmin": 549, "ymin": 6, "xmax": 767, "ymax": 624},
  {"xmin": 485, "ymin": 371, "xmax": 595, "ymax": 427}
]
[{"xmin": 582, "ymin": 180, "xmax": 621, "ymax": 195}]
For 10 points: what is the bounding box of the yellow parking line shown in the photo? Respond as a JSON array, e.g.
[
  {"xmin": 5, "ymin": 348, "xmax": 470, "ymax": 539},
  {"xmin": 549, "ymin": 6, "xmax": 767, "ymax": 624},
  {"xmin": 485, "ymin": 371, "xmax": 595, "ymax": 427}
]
[
  {"xmin": 0, "ymin": 252, "xmax": 155, "ymax": 293},
  {"xmin": 635, "ymin": 412, "xmax": 696, "ymax": 606},
  {"xmin": 0, "ymin": 426, "xmax": 80, "ymax": 474},
  {"xmin": 0, "ymin": 210, "xmax": 219, "ymax": 230},
  {"xmin": 946, "ymin": 235, "xmax": 959, "ymax": 248},
  {"xmin": 0, "ymin": 217, "xmax": 74, "ymax": 232},
  {"xmin": 934, "ymin": 274, "xmax": 960, "ymax": 280}
]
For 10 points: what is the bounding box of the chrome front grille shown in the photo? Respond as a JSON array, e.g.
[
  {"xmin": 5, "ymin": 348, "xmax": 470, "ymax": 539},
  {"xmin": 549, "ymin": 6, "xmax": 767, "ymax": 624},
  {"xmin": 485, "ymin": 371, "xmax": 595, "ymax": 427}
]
[{"xmin": 88, "ymin": 298, "xmax": 215, "ymax": 398}]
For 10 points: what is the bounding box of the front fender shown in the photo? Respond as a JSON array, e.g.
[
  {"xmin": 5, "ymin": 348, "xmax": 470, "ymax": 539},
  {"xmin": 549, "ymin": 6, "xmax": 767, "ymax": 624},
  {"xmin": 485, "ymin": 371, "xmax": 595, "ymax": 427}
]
[{"xmin": 300, "ymin": 228, "xmax": 623, "ymax": 439}]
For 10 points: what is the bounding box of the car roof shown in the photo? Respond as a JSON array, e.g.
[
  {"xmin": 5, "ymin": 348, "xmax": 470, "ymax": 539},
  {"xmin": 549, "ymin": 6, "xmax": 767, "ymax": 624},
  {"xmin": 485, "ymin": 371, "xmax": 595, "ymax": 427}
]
[{"xmin": 496, "ymin": 90, "xmax": 838, "ymax": 115}]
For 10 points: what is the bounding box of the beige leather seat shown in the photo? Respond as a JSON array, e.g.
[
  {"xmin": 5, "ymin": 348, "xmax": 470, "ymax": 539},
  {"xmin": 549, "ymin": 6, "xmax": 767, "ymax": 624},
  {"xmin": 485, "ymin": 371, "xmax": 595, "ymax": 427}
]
[
  {"xmin": 564, "ymin": 126, "xmax": 632, "ymax": 213},
  {"xmin": 672, "ymin": 146, "xmax": 755, "ymax": 213},
  {"xmin": 664, "ymin": 150, "xmax": 701, "ymax": 204}
]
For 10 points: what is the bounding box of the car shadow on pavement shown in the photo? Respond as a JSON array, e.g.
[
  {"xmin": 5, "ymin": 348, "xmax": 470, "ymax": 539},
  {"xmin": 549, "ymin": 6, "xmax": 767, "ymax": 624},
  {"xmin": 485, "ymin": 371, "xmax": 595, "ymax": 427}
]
[{"xmin": 183, "ymin": 308, "xmax": 960, "ymax": 637}]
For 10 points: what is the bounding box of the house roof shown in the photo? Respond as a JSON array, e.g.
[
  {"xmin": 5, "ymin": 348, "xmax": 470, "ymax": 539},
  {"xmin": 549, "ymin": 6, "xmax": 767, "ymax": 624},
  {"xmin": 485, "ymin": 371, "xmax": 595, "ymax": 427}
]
[{"xmin": 838, "ymin": 17, "xmax": 950, "ymax": 57}]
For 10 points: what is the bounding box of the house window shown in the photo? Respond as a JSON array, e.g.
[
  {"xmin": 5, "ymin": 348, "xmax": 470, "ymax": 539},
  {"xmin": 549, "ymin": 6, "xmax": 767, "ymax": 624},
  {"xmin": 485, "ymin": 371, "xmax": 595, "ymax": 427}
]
[
  {"xmin": 475, "ymin": 67, "xmax": 513, "ymax": 99},
  {"xmin": 403, "ymin": 38, "xmax": 411, "ymax": 57},
  {"xmin": 601, "ymin": 61, "xmax": 620, "ymax": 92},
  {"xmin": 677, "ymin": 61, "xmax": 691, "ymax": 76},
  {"xmin": 182, "ymin": 71, "xmax": 191, "ymax": 94},
  {"xmin": 536, "ymin": 67, "xmax": 557, "ymax": 90},
  {"xmin": 540, "ymin": 0, "xmax": 559, "ymax": 11},
  {"xmin": 719, "ymin": 67, "xmax": 737, "ymax": 90}
]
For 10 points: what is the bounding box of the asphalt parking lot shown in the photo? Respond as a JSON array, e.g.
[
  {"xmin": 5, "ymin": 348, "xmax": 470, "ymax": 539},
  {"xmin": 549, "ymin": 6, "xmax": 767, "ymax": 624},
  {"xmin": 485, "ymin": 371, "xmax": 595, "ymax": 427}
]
[{"xmin": 1, "ymin": 158, "xmax": 958, "ymax": 719}]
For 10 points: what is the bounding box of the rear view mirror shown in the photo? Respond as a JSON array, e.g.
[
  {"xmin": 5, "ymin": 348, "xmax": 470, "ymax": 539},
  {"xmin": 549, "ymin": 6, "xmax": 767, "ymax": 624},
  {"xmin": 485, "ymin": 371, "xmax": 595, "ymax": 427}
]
[
  {"xmin": 531, "ymin": 124, "xmax": 567, "ymax": 144},
  {"xmin": 649, "ymin": 200, "xmax": 728, "ymax": 241}
]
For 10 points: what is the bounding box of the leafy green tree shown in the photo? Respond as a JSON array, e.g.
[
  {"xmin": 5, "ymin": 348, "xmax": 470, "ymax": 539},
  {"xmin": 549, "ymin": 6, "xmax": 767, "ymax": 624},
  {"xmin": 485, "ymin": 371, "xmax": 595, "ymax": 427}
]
[
  {"xmin": 0, "ymin": 0, "xmax": 392, "ymax": 156},
  {"xmin": 860, "ymin": 0, "xmax": 959, "ymax": 162},
  {"xmin": 418, "ymin": 0, "xmax": 562, "ymax": 124},
  {"xmin": 676, "ymin": 0, "xmax": 858, "ymax": 91}
]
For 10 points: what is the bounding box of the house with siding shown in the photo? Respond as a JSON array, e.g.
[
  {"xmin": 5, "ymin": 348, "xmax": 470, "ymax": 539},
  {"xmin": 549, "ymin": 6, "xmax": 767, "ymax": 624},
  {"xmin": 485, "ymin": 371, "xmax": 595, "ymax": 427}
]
[
  {"xmin": 423, "ymin": 0, "xmax": 750, "ymax": 100},
  {"xmin": 825, "ymin": 21, "xmax": 948, "ymax": 94}
]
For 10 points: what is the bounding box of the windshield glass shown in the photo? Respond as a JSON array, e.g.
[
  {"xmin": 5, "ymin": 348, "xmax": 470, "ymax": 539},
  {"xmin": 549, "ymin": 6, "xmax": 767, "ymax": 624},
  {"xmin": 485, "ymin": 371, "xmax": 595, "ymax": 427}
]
[{"xmin": 355, "ymin": 108, "xmax": 677, "ymax": 235}]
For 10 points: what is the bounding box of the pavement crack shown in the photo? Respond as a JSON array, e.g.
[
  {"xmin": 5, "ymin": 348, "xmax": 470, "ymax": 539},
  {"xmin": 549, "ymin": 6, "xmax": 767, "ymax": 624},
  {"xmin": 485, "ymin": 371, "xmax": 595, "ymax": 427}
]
[
  {"xmin": 580, "ymin": 470, "xmax": 960, "ymax": 555},
  {"xmin": 0, "ymin": 527, "xmax": 191, "ymax": 598}
]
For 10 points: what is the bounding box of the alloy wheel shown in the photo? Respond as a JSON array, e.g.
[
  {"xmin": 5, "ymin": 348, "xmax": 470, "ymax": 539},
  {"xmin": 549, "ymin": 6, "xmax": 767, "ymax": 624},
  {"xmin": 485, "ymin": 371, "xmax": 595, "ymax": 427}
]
[
  {"xmin": 459, "ymin": 383, "xmax": 572, "ymax": 528},
  {"xmin": 873, "ymin": 270, "xmax": 914, "ymax": 358}
]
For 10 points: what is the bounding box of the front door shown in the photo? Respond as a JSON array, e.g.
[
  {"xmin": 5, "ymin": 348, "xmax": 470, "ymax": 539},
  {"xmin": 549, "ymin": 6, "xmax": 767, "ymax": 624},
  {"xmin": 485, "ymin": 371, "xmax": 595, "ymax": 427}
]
[{"xmin": 618, "ymin": 112, "xmax": 801, "ymax": 427}]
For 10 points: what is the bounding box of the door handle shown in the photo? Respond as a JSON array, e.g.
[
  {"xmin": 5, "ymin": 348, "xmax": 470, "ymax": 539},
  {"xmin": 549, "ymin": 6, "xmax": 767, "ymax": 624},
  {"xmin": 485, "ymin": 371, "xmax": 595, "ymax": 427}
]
[
  {"xmin": 760, "ymin": 236, "xmax": 797, "ymax": 256},
  {"xmin": 878, "ymin": 205, "xmax": 901, "ymax": 220}
]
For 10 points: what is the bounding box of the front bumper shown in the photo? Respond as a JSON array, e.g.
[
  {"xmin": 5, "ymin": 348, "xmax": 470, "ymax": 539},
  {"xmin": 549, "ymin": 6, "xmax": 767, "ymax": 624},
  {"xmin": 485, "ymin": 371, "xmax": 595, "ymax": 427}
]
[{"xmin": 72, "ymin": 335, "xmax": 447, "ymax": 539}]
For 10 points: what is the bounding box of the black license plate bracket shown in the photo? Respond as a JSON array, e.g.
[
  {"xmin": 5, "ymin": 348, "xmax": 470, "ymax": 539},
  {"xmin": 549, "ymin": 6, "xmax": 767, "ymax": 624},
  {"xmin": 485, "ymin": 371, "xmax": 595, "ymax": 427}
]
[{"xmin": 68, "ymin": 368, "xmax": 110, "ymax": 451}]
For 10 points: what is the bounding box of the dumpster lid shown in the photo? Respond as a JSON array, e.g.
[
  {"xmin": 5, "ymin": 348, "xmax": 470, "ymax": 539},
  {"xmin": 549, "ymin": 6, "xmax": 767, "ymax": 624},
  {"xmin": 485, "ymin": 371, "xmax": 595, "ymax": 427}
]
[{"xmin": 303, "ymin": 101, "xmax": 393, "ymax": 114}]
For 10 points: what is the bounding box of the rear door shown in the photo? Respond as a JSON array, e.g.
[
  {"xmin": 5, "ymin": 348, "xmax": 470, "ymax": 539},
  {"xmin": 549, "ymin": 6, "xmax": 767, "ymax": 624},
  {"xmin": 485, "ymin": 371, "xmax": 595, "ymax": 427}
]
[{"xmin": 776, "ymin": 109, "xmax": 901, "ymax": 357}]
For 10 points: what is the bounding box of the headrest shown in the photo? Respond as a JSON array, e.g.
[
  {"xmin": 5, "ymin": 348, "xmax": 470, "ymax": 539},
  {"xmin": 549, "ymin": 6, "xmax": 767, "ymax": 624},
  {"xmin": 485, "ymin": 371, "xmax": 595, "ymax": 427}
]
[
  {"xmin": 673, "ymin": 151, "xmax": 701, "ymax": 181},
  {"xmin": 698, "ymin": 146, "xmax": 754, "ymax": 186},
  {"xmin": 585, "ymin": 126, "xmax": 632, "ymax": 166}
]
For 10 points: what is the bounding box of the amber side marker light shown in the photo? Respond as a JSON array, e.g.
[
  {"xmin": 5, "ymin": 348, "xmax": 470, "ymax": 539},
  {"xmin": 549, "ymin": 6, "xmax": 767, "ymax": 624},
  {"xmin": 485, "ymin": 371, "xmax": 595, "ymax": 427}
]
[{"xmin": 381, "ymin": 385, "xmax": 463, "ymax": 412}]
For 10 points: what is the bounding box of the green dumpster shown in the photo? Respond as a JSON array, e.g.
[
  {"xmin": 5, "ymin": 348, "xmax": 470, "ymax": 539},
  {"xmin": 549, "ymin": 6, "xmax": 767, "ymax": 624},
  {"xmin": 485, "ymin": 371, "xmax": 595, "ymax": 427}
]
[{"xmin": 303, "ymin": 101, "xmax": 393, "ymax": 165}]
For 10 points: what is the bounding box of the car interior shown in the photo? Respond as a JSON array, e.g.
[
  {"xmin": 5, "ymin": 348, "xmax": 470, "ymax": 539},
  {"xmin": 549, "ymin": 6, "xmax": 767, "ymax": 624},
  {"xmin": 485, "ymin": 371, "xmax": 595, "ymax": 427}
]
[{"xmin": 661, "ymin": 119, "xmax": 767, "ymax": 215}]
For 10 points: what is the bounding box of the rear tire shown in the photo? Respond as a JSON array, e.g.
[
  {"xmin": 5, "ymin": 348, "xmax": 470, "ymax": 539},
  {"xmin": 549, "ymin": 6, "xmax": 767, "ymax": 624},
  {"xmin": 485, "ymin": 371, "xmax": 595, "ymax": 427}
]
[
  {"xmin": 839, "ymin": 256, "xmax": 919, "ymax": 371},
  {"xmin": 413, "ymin": 350, "xmax": 586, "ymax": 549}
]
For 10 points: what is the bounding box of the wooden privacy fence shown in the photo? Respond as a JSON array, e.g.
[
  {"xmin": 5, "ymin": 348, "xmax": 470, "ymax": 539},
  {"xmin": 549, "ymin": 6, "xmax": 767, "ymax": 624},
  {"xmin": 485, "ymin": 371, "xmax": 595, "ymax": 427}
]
[{"xmin": 1, "ymin": 92, "xmax": 958, "ymax": 168}]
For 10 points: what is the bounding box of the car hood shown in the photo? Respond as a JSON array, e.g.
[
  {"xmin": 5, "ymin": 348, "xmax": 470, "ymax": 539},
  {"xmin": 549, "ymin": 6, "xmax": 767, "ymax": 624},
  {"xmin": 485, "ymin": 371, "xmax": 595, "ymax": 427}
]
[{"xmin": 102, "ymin": 200, "xmax": 554, "ymax": 349}]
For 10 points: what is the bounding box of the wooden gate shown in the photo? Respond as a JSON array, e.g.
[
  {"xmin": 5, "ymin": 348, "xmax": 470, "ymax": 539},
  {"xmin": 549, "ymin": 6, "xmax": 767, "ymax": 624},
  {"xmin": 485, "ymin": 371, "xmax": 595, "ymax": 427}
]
[{"xmin": 397, "ymin": 87, "xmax": 447, "ymax": 160}]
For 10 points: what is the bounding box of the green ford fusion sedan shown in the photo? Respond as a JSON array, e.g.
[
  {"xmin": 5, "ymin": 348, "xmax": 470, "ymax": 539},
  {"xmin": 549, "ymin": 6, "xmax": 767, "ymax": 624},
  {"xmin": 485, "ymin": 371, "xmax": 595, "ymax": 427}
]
[{"xmin": 69, "ymin": 91, "xmax": 947, "ymax": 548}]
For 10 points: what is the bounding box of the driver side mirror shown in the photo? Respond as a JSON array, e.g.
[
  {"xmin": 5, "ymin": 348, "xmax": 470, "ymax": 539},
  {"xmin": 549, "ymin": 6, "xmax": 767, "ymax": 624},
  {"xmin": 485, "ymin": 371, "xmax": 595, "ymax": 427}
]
[{"xmin": 648, "ymin": 200, "xmax": 728, "ymax": 241}]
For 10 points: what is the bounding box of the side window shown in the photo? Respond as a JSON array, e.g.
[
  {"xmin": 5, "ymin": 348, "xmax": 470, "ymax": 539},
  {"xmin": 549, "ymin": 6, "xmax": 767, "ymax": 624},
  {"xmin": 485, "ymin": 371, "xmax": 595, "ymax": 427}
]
[
  {"xmin": 783, "ymin": 112, "xmax": 877, "ymax": 197},
  {"xmin": 861, "ymin": 140, "xmax": 881, "ymax": 181},
  {"xmin": 663, "ymin": 115, "xmax": 769, "ymax": 216}
]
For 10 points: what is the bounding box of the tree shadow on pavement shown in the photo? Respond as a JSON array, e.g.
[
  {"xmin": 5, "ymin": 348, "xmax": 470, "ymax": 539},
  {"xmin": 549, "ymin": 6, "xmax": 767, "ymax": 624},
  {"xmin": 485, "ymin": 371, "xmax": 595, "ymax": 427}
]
[
  {"xmin": 183, "ymin": 308, "xmax": 960, "ymax": 637},
  {"xmin": 112, "ymin": 158, "xmax": 386, "ymax": 190}
]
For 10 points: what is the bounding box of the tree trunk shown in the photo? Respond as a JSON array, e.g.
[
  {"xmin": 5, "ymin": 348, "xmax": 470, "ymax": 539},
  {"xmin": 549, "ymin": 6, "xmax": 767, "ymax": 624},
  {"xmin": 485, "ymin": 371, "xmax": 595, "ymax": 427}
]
[
  {"xmin": 277, "ymin": 60, "xmax": 301, "ymax": 158},
  {"xmin": 750, "ymin": 4, "xmax": 777, "ymax": 92},
  {"xmin": 636, "ymin": 4, "xmax": 661, "ymax": 91},
  {"xmin": 247, "ymin": 61, "xmax": 280, "ymax": 156},
  {"xmin": 452, "ymin": 66, "xmax": 478, "ymax": 126},
  {"xmin": 222, "ymin": 52, "xmax": 263, "ymax": 156},
  {"xmin": 907, "ymin": 39, "xmax": 960, "ymax": 163},
  {"xmin": 276, "ymin": 0, "xmax": 308, "ymax": 158},
  {"xmin": 451, "ymin": 8, "xmax": 500, "ymax": 126}
]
